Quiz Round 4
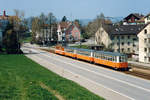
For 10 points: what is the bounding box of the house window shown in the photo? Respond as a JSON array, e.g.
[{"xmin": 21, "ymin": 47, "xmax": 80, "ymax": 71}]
[
  {"xmin": 59, "ymin": 32, "xmax": 61, "ymax": 35},
  {"xmin": 133, "ymin": 38, "xmax": 137, "ymax": 41},
  {"xmin": 144, "ymin": 56, "xmax": 147, "ymax": 61},
  {"xmin": 117, "ymin": 36, "xmax": 119, "ymax": 39},
  {"xmin": 144, "ymin": 38, "xmax": 147, "ymax": 43},
  {"xmin": 144, "ymin": 29, "xmax": 147, "ymax": 34},
  {"xmin": 144, "ymin": 48, "xmax": 147, "ymax": 52},
  {"xmin": 121, "ymin": 48, "xmax": 124, "ymax": 52},
  {"xmin": 129, "ymin": 19, "xmax": 131, "ymax": 22},
  {"xmin": 128, "ymin": 42, "xmax": 130, "ymax": 46},
  {"xmin": 128, "ymin": 36, "xmax": 130, "ymax": 39},
  {"xmin": 111, "ymin": 36, "xmax": 114, "ymax": 40},
  {"xmin": 117, "ymin": 49, "xmax": 119, "ymax": 52},
  {"xmin": 121, "ymin": 42, "xmax": 124, "ymax": 45},
  {"xmin": 128, "ymin": 48, "xmax": 130, "ymax": 52},
  {"xmin": 117, "ymin": 42, "xmax": 119, "ymax": 45},
  {"xmin": 121, "ymin": 36, "xmax": 124, "ymax": 39}
]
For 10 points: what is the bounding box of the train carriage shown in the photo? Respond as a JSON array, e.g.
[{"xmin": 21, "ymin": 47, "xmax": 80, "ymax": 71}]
[
  {"xmin": 94, "ymin": 51, "xmax": 128, "ymax": 69},
  {"xmin": 55, "ymin": 46, "xmax": 65, "ymax": 55},
  {"xmin": 54, "ymin": 46, "xmax": 128, "ymax": 70},
  {"xmin": 64, "ymin": 47, "xmax": 77, "ymax": 58},
  {"xmin": 76, "ymin": 48, "xmax": 94, "ymax": 62}
]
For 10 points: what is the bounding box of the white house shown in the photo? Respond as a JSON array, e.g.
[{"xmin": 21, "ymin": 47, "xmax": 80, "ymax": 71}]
[
  {"xmin": 144, "ymin": 13, "xmax": 150, "ymax": 24},
  {"xmin": 57, "ymin": 21, "xmax": 81, "ymax": 42},
  {"xmin": 95, "ymin": 24, "xmax": 144, "ymax": 53},
  {"xmin": 138, "ymin": 23, "xmax": 150, "ymax": 63}
]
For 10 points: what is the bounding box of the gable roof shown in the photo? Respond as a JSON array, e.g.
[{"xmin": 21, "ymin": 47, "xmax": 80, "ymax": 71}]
[
  {"xmin": 65, "ymin": 24, "xmax": 80, "ymax": 34},
  {"xmin": 137, "ymin": 23, "xmax": 150, "ymax": 34},
  {"xmin": 124, "ymin": 13, "xmax": 144, "ymax": 20},
  {"xmin": 144, "ymin": 13, "xmax": 150, "ymax": 18},
  {"xmin": 102, "ymin": 24, "xmax": 145, "ymax": 35},
  {"xmin": 58, "ymin": 21, "xmax": 71, "ymax": 30}
]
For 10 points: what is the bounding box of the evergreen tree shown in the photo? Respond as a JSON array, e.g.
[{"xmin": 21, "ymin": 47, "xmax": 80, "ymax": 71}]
[
  {"xmin": 62, "ymin": 16, "xmax": 67, "ymax": 22},
  {"xmin": 3, "ymin": 22, "xmax": 20, "ymax": 54}
]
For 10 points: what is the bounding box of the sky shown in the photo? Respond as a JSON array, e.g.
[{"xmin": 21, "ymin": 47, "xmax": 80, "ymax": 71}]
[{"xmin": 1, "ymin": 0, "xmax": 150, "ymax": 20}]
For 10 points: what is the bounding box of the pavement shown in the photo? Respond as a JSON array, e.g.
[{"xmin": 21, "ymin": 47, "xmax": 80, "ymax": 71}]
[{"xmin": 21, "ymin": 43, "xmax": 150, "ymax": 100}]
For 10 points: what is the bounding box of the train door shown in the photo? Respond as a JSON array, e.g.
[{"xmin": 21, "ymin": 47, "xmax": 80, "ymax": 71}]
[
  {"xmin": 116, "ymin": 56, "xmax": 120, "ymax": 63},
  {"xmin": 90, "ymin": 51, "xmax": 94, "ymax": 57}
]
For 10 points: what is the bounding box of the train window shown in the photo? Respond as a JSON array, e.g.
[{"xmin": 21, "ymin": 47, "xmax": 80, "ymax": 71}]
[
  {"xmin": 119, "ymin": 56, "xmax": 122, "ymax": 62},
  {"xmin": 105, "ymin": 56, "xmax": 108, "ymax": 60},
  {"xmin": 103, "ymin": 55, "xmax": 106, "ymax": 60},
  {"xmin": 119, "ymin": 56, "xmax": 127, "ymax": 62},
  {"xmin": 113, "ymin": 56, "xmax": 116, "ymax": 62}
]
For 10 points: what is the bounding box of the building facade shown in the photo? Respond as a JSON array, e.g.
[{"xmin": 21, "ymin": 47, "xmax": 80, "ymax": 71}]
[
  {"xmin": 144, "ymin": 13, "xmax": 150, "ymax": 24},
  {"xmin": 57, "ymin": 21, "xmax": 81, "ymax": 43},
  {"xmin": 138, "ymin": 24, "xmax": 150, "ymax": 63},
  {"xmin": 35, "ymin": 24, "xmax": 57, "ymax": 44},
  {"xmin": 95, "ymin": 24, "xmax": 144, "ymax": 53}
]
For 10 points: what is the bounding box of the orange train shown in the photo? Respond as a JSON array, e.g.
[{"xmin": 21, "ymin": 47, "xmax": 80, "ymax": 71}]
[{"xmin": 54, "ymin": 46, "xmax": 128, "ymax": 70}]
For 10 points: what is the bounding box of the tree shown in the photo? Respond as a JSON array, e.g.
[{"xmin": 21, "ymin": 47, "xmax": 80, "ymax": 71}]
[
  {"xmin": 2, "ymin": 9, "xmax": 27, "ymax": 53},
  {"xmin": 39, "ymin": 12, "xmax": 47, "ymax": 25},
  {"xmin": 3, "ymin": 21, "xmax": 20, "ymax": 54},
  {"xmin": 62, "ymin": 16, "xmax": 67, "ymax": 22},
  {"xmin": 47, "ymin": 12, "xmax": 57, "ymax": 43},
  {"xmin": 47, "ymin": 12, "xmax": 56, "ymax": 24},
  {"xmin": 83, "ymin": 13, "xmax": 112, "ymax": 39},
  {"xmin": 31, "ymin": 17, "xmax": 41, "ymax": 42}
]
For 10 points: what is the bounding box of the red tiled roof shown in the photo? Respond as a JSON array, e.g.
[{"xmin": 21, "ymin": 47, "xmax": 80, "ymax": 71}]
[{"xmin": 59, "ymin": 22, "xmax": 71, "ymax": 29}]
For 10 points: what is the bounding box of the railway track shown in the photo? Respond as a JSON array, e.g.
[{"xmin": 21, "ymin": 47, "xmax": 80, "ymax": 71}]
[
  {"xmin": 41, "ymin": 48, "xmax": 150, "ymax": 80},
  {"xmin": 124, "ymin": 67, "xmax": 150, "ymax": 80}
]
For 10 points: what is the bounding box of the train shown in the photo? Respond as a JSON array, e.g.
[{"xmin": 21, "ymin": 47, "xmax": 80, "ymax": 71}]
[{"xmin": 54, "ymin": 46, "xmax": 128, "ymax": 70}]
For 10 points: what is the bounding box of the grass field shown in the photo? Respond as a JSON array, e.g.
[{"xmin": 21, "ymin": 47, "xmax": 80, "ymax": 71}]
[
  {"xmin": 70, "ymin": 45, "xmax": 90, "ymax": 49},
  {"xmin": 0, "ymin": 54, "xmax": 104, "ymax": 100}
]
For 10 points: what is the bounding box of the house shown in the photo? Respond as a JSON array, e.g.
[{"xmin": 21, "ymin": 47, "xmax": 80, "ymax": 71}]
[
  {"xmin": 0, "ymin": 10, "xmax": 9, "ymax": 20},
  {"xmin": 65, "ymin": 24, "xmax": 81, "ymax": 42},
  {"xmin": 138, "ymin": 23, "xmax": 150, "ymax": 63},
  {"xmin": 35, "ymin": 24, "xmax": 57, "ymax": 44},
  {"xmin": 57, "ymin": 21, "xmax": 81, "ymax": 43},
  {"xmin": 144, "ymin": 13, "xmax": 150, "ymax": 24},
  {"xmin": 123, "ymin": 13, "xmax": 144, "ymax": 25},
  {"xmin": 57, "ymin": 21, "xmax": 71, "ymax": 42},
  {"xmin": 95, "ymin": 24, "xmax": 144, "ymax": 53}
]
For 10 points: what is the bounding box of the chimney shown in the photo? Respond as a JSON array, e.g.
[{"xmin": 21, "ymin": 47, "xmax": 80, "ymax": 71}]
[{"xmin": 3, "ymin": 10, "xmax": 6, "ymax": 16}]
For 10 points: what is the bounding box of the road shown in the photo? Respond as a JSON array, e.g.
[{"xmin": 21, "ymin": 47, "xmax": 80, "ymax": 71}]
[{"xmin": 22, "ymin": 44, "xmax": 150, "ymax": 100}]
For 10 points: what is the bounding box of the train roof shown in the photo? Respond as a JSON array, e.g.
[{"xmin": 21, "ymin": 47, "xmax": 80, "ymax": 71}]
[
  {"xmin": 76, "ymin": 48, "xmax": 95, "ymax": 52},
  {"xmin": 95, "ymin": 51, "xmax": 126, "ymax": 56},
  {"xmin": 66, "ymin": 47, "xmax": 126, "ymax": 56},
  {"xmin": 66, "ymin": 47, "xmax": 94, "ymax": 51},
  {"xmin": 65, "ymin": 47, "xmax": 78, "ymax": 50}
]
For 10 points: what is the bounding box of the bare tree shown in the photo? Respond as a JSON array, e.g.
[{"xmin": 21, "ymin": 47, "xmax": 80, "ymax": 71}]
[
  {"xmin": 47, "ymin": 12, "xmax": 57, "ymax": 43},
  {"xmin": 31, "ymin": 17, "xmax": 41, "ymax": 42},
  {"xmin": 84, "ymin": 13, "xmax": 112, "ymax": 38}
]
